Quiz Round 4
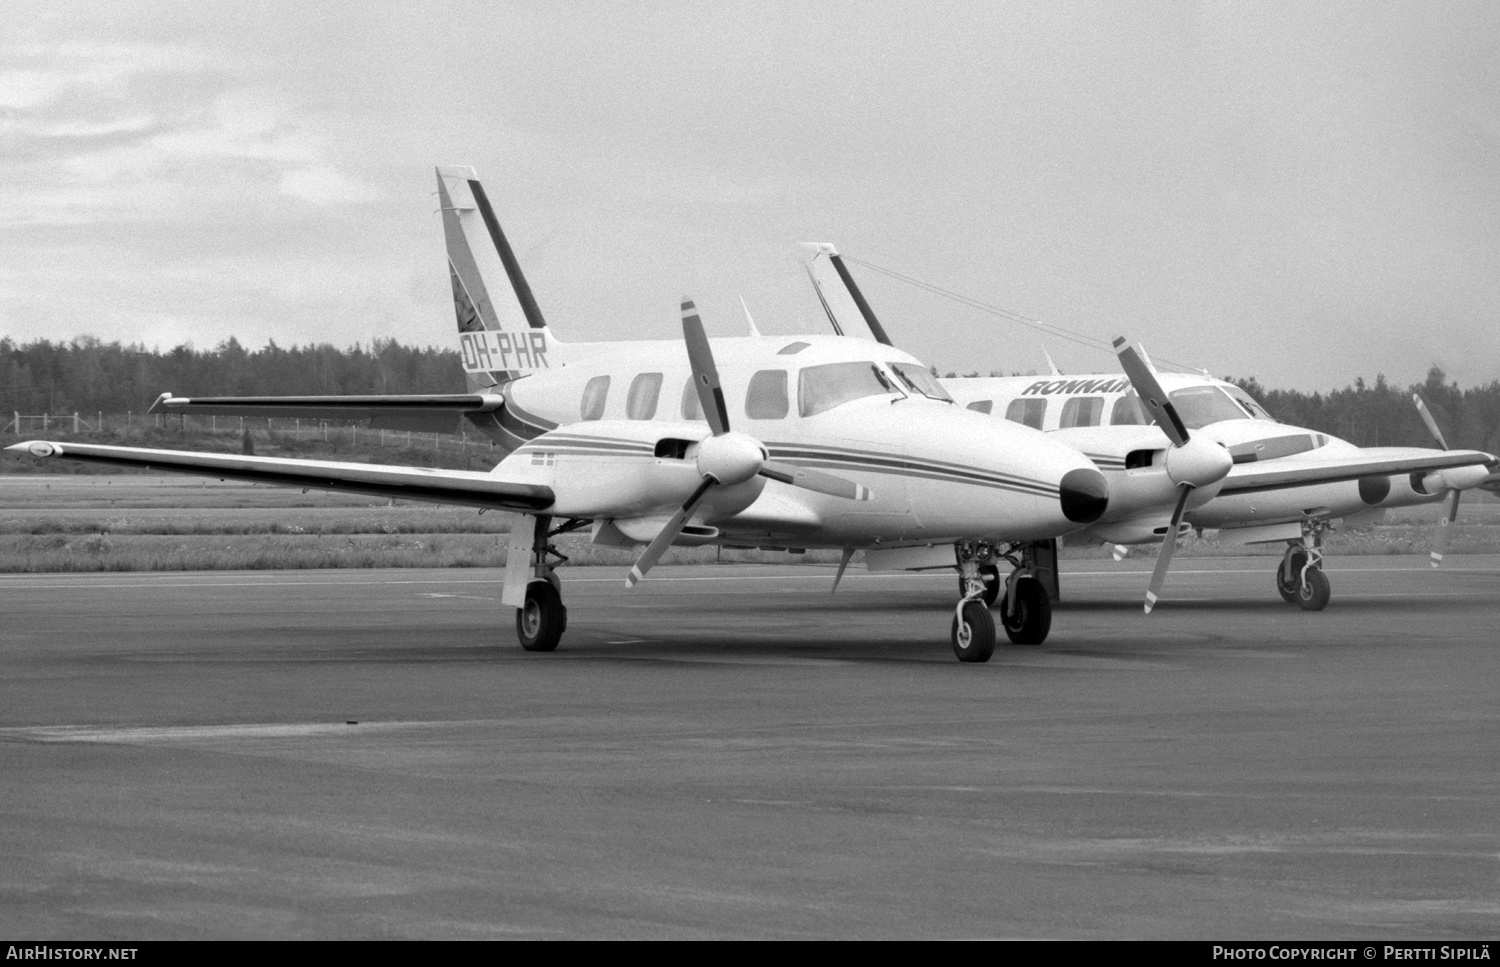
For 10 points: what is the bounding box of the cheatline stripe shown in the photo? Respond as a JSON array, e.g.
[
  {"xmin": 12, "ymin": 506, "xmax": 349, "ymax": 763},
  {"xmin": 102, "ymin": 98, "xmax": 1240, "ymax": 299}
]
[
  {"xmin": 767, "ymin": 442, "xmax": 1052, "ymax": 484},
  {"xmin": 785, "ymin": 458, "xmax": 1056, "ymax": 498},
  {"xmin": 521, "ymin": 437, "xmax": 654, "ymax": 453},
  {"xmin": 518, "ymin": 445, "xmax": 654, "ymax": 458},
  {"xmin": 766, "ymin": 445, "xmax": 1058, "ymax": 496}
]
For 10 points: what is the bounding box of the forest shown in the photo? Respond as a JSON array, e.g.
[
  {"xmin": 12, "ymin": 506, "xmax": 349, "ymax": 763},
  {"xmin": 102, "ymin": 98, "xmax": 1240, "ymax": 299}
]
[{"xmin": 3, "ymin": 335, "xmax": 1499, "ymax": 455}]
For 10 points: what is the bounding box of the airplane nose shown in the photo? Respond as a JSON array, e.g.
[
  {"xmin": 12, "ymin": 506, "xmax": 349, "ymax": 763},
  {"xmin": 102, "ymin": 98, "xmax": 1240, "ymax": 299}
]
[{"xmin": 1059, "ymin": 468, "xmax": 1109, "ymax": 524}]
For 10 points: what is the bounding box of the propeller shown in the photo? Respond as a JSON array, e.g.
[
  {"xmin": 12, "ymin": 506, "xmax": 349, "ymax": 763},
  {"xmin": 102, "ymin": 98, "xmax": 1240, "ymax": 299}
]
[
  {"xmin": 626, "ymin": 301, "xmax": 870, "ymax": 587},
  {"xmin": 1413, "ymin": 393, "xmax": 1462, "ymax": 568},
  {"xmin": 1112, "ymin": 336, "xmax": 1233, "ymax": 613}
]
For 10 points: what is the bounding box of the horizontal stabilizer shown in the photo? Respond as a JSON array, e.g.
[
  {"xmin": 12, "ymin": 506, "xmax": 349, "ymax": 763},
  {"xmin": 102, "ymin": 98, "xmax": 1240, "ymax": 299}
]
[{"xmin": 147, "ymin": 392, "xmax": 505, "ymax": 434}]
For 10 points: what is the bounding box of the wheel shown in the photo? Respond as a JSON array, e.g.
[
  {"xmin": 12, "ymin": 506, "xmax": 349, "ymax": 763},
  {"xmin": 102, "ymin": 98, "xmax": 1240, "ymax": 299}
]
[
  {"xmin": 1294, "ymin": 567, "xmax": 1330, "ymax": 611},
  {"xmin": 1001, "ymin": 577, "xmax": 1052, "ymax": 646},
  {"xmin": 956, "ymin": 564, "xmax": 1002, "ymax": 608},
  {"xmin": 1275, "ymin": 550, "xmax": 1307, "ymax": 604},
  {"xmin": 950, "ymin": 600, "xmax": 996, "ymax": 663},
  {"xmin": 516, "ymin": 580, "xmax": 567, "ymax": 652},
  {"xmin": 540, "ymin": 566, "xmax": 562, "ymax": 595}
]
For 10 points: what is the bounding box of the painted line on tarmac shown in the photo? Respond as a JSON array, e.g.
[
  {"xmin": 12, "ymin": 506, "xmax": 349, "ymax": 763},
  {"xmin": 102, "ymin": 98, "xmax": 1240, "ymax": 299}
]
[{"xmin": 0, "ymin": 565, "xmax": 1493, "ymax": 592}]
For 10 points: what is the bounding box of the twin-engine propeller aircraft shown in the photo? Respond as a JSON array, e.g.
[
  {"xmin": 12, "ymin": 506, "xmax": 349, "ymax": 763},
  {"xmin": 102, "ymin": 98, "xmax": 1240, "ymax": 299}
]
[
  {"xmin": 10, "ymin": 166, "xmax": 1125, "ymax": 663},
  {"xmin": 802, "ymin": 243, "xmax": 1498, "ymax": 612}
]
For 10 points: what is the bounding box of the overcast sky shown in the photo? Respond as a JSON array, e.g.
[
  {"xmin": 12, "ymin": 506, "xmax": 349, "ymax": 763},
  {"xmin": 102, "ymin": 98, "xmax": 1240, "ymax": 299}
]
[{"xmin": 3, "ymin": 1, "xmax": 1497, "ymax": 392}]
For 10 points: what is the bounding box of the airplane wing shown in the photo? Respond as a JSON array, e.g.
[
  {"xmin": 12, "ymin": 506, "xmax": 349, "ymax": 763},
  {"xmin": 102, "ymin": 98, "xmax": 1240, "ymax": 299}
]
[
  {"xmin": 1217, "ymin": 448, "xmax": 1495, "ymax": 496},
  {"xmin": 147, "ymin": 392, "xmax": 504, "ymax": 434},
  {"xmin": 5, "ymin": 440, "xmax": 553, "ymax": 511}
]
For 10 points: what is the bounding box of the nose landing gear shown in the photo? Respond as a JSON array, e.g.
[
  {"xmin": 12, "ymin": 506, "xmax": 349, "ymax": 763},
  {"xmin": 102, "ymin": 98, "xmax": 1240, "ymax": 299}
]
[
  {"xmin": 951, "ymin": 540, "xmax": 1054, "ymax": 660},
  {"xmin": 1275, "ymin": 520, "xmax": 1331, "ymax": 611}
]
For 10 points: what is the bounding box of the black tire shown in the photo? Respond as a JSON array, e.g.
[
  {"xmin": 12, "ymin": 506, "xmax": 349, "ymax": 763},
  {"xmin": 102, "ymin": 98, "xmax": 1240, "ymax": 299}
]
[
  {"xmin": 1001, "ymin": 577, "xmax": 1052, "ymax": 646},
  {"xmin": 950, "ymin": 600, "xmax": 996, "ymax": 663},
  {"xmin": 1294, "ymin": 567, "xmax": 1331, "ymax": 612},
  {"xmin": 1276, "ymin": 550, "xmax": 1307, "ymax": 604},
  {"xmin": 516, "ymin": 580, "xmax": 567, "ymax": 652},
  {"xmin": 957, "ymin": 564, "xmax": 1002, "ymax": 608}
]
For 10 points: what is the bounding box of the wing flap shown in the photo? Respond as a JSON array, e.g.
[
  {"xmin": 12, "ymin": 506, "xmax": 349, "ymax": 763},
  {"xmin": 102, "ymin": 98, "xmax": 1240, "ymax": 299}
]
[{"xmin": 7, "ymin": 441, "xmax": 553, "ymax": 511}]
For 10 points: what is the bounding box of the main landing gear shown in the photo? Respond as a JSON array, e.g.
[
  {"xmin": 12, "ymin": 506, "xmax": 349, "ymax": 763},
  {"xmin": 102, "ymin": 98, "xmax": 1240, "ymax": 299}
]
[
  {"xmin": 951, "ymin": 540, "xmax": 1053, "ymax": 661},
  {"xmin": 510, "ymin": 515, "xmax": 587, "ymax": 652},
  {"xmin": 1275, "ymin": 519, "xmax": 1331, "ymax": 611}
]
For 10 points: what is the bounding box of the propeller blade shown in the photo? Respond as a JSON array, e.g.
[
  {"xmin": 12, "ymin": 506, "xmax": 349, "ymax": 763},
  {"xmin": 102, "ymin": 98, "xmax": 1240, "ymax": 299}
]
[
  {"xmin": 830, "ymin": 547, "xmax": 855, "ymax": 594},
  {"xmin": 1413, "ymin": 394, "xmax": 1450, "ymax": 450},
  {"xmin": 681, "ymin": 300, "xmax": 731, "ymax": 436},
  {"xmin": 626, "ymin": 477, "xmax": 716, "ymax": 587},
  {"xmin": 1144, "ymin": 484, "xmax": 1192, "ymax": 614},
  {"xmin": 759, "ymin": 459, "xmax": 872, "ymax": 501},
  {"xmin": 1113, "ymin": 336, "xmax": 1189, "ymax": 447},
  {"xmin": 1430, "ymin": 489, "xmax": 1461, "ymax": 568}
]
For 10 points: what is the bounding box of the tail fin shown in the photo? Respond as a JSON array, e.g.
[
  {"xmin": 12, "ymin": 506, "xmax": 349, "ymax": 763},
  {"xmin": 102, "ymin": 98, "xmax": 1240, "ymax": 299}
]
[
  {"xmin": 436, "ymin": 166, "xmax": 563, "ymax": 391},
  {"xmin": 799, "ymin": 242, "xmax": 894, "ymax": 346}
]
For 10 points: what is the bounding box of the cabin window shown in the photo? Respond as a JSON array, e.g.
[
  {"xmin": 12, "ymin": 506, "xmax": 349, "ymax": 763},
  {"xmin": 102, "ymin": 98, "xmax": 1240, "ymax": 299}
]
[
  {"xmin": 798, "ymin": 362, "xmax": 894, "ymax": 417},
  {"xmin": 966, "ymin": 400, "xmax": 994, "ymax": 415},
  {"xmin": 778, "ymin": 341, "xmax": 811, "ymax": 355},
  {"xmin": 1110, "ymin": 393, "xmax": 1149, "ymax": 426},
  {"xmin": 1226, "ymin": 386, "xmax": 1277, "ymax": 422},
  {"xmin": 745, "ymin": 369, "xmax": 789, "ymax": 419},
  {"xmin": 890, "ymin": 363, "xmax": 953, "ymax": 402},
  {"xmin": 1168, "ymin": 386, "xmax": 1248, "ymax": 429},
  {"xmin": 580, "ymin": 375, "xmax": 610, "ymax": 421},
  {"xmin": 681, "ymin": 376, "xmax": 702, "ymax": 421},
  {"xmin": 1005, "ymin": 398, "xmax": 1046, "ymax": 429},
  {"xmin": 1059, "ymin": 396, "xmax": 1103, "ymax": 428},
  {"xmin": 626, "ymin": 372, "xmax": 663, "ymax": 420}
]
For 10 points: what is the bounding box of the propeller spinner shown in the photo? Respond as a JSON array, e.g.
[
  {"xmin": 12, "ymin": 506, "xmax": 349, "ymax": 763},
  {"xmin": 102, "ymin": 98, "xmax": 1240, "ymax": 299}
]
[{"xmin": 1112, "ymin": 337, "xmax": 1233, "ymax": 613}]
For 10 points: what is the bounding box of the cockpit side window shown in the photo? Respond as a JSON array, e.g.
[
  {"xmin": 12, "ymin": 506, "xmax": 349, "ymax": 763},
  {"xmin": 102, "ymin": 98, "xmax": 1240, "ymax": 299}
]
[
  {"xmin": 889, "ymin": 363, "xmax": 954, "ymax": 402},
  {"xmin": 966, "ymin": 400, "xmax": 994, "ymax": 415},
  {"xmin": 1110, "ymin": 393, "xmax": 1150, "ymax": 425},
  {"xmin": 1005, "ymin": 398, "xmax": 1046, "ymax": 430},
  {"xmin": 626, "ymin": 372, "xmax": 662, "ymax": 420},
  {"xmin": 581, "ymin": 375, "xmax": 610, "ymax": 421},
  {"xmin": 797, "ymin": 362, "xmax": 895, "ymax": 417},
  {"xmin": 745, "ymin": 369, "xmax": 789, "ymax": 419}
]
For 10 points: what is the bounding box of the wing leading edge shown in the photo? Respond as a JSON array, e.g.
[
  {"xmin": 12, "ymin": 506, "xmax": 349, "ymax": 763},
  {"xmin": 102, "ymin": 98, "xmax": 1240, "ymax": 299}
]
[
  {"xmin": 1218, "ymin": 449, "xmax": 1495, "ymax": 496},
  {"xmin": 6, "ymin": 441, "xmax": 554, "ymax": 512}
]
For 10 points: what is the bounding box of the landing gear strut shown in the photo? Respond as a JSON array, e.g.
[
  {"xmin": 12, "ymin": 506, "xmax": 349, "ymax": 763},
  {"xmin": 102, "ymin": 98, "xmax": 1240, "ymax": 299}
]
[
  {"xmin": 952, "ymin": 540, "xmax": 997, "ymax": 662},
  {"xmin": 1275, "ymin": 520, "xmax": 1331, "ymax": 611},
  {"xmin": 508, "ymin": 515, "xmax": 586, "ymax": 651}
]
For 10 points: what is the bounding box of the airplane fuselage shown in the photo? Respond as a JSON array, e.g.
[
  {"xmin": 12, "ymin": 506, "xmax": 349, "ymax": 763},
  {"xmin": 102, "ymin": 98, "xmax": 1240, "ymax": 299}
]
[{"xmin": 483, "ymin": 333, "xmax": 1109, "ymax": 549}]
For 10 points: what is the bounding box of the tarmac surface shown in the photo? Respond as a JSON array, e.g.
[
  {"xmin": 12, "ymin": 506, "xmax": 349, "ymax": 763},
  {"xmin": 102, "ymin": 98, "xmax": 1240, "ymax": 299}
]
[{"xmin": 2, "ymin": 556, "xmax": 1498, "ymax": 939}]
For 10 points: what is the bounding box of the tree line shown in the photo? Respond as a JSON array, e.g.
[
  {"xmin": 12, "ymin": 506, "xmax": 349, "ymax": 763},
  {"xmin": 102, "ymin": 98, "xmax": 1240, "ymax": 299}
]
[
  {"xmin": 3, "ymin": 336, "xmax": 1498, "ymax": 454},
  {"xmin": 1, "ymin": 336, "xmax": 463, "ymax": 415}
]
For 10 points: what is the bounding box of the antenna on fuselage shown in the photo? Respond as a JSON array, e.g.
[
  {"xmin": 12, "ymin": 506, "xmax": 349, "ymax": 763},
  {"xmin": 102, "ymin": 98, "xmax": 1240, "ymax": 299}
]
[
  {"xmin": 740, "ymin": 296, "xmax": 762, "ymax": 337},
  {"xmin": 1041, "ymin": 346, "xmax": 1062, "ymax": 376}
]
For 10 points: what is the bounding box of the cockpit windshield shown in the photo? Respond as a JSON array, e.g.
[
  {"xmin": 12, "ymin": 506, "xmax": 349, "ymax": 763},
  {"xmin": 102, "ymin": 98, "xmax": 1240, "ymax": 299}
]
[
  {"xmin": 1167, "ymin": 385, "xmax": 1260, "ymax": 429},
  {"xmin": 1225, "ymin": 385, "xmax": 1277, "ymax": 422},
  {"xmin": 798, "ymin": 362, "xmax": 897, "ymax": 416},
  {"xmin": 889, "ymin": 363, "xmax": 953, "ymax": 402}
]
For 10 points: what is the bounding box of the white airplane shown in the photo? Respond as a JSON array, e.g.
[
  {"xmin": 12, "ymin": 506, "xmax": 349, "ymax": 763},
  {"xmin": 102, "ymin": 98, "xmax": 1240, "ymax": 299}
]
[
  {"xmin": 9, "ymin": 166, "xmax": 1140, "ymax": 663},
  {"xmin": 802, "ymin": 243, "xmax": 1498, "ymax": 612}
]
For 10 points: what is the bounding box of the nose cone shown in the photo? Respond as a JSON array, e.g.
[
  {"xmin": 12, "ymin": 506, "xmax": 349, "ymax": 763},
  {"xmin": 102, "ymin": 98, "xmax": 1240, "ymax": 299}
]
[{"xmin": 1060, "ymin": 468, "xmax": 1109, "ymax": 524}]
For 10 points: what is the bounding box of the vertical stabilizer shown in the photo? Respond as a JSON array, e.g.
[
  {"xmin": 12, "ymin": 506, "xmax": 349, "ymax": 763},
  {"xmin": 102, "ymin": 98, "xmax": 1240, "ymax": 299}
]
[
  {"xmin": 799, "ymin": 243, "xmax": 894, "ymax": 346},
  {"xmin": 436, "ymin": 166, "xmax": 563, "ymax": 390}
]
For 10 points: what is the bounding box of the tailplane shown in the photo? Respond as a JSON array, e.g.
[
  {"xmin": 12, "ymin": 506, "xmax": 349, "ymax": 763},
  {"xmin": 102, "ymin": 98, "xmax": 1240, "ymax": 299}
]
[{"xmin": 436, "ymin": 166, "xmax": 566, "ymax": 390}]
